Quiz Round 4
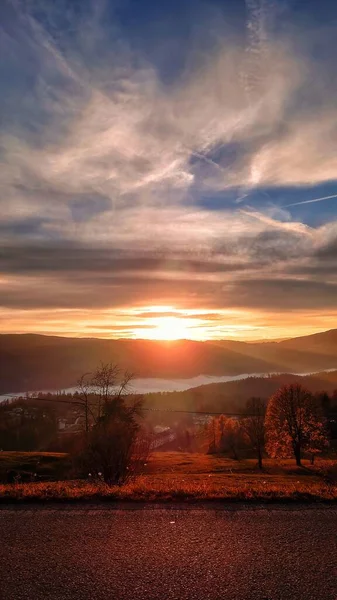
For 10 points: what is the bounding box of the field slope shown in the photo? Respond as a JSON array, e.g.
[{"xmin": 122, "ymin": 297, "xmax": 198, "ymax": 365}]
[{"xmin": 1, "ymin": 452, "xmax": 337, "ymax": 503}]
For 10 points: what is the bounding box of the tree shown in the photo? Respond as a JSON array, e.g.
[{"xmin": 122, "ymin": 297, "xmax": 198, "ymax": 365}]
[
  {"xmin": 241, "ymin": 397, "xmax": 266, "ymax": 470},
  {"xmin": 76, "ymin": 363, "xmax": 150, "ymax": 485},
  {"xmin": 0, "ymin": 398, "xmax": 58, "ymax": 451},
  {"xmin": 205, "ymin": 416, "xmax": 243, "ymax": 459},
  {"xmin": 217, "ymin": 416, "xmax": 242, "ymax": 460},
  {"xmin": 77, "ymin": 363, "xmax": 133, "ymax": 429},
  {"xmin": 305, "ymin": 410, "xmax": 330, "ymax": 465},
  {"xmin": 205, "ymin": 417, "xmax": 217, "ymax": 454},
  {"xmin": 265, "ymin": 384, "xmax": 328, "ymax": 466},
  {"xmin": 77, "ymin": 373, "xmax": 93, "ymax": 437},
  {"xmin": 315, "ymin": 390, "xmax": 337, "ymax": 440}
]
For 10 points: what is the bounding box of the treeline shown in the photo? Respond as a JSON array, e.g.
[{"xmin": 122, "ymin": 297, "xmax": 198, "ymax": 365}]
[
  {"xmin": 0, "ymin": 399, "xmax": 60, "ymax": 452},
  {"xmin": 143, "ymin": 371, "xmax": 337, "ymax": 414},
  {"xmin": 1, "ymin": 364, "xmax": 152, "ymax": 485},
  {"xmin": 204, "ymin": 387, "xmax": 336, "ymax": 468},
  {"xmin": 1, "ymin": 367, "xmax": 336, "ymax": 464}
]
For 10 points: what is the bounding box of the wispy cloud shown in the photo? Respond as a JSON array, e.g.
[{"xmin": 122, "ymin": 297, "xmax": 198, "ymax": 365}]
[{"xmin": 0, "ymin": 0, "xmax": 336, "ymax": 339}]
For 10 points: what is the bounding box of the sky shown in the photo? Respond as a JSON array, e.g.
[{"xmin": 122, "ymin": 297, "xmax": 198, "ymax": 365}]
[{"xmin": 0, "ymin": 0, "xmax": 337, "ymax": 341}]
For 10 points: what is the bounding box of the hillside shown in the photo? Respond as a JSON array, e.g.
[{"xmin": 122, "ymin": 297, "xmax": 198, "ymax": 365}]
[
  {"xmin": 0, "ymin": 329, "xmax": 336, "ymax": 394},
  {"xmin": 144, "ymin": 370, "xmax": 337, "ymax": 415}
]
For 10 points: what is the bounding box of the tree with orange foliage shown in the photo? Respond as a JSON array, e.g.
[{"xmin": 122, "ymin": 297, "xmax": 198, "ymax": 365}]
[
  {"xmin": 214, "ymin": 416, "xmax": 242, "ymax": 459},
  {"xmin": 305, "ymin": 411, "xmax": 330, "ymax": 464},
  {"xmin": 205, "ymin": 415, "xmax": 242, "ymax": 459},
  {"xmin": 265, "ymin": 384, "xmax": 329, "ymax": 466},
  {"xmin": 241, "ymin": 397, "xmax": 266, "ymax": 470}
]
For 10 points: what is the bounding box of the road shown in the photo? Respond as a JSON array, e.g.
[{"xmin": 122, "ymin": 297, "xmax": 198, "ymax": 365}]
[{"xmin": 1, "ymin": 504, "xmax": 336, "ymax": 600}]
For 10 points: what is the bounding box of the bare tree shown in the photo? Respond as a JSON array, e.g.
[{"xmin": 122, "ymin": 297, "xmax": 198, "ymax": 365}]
[
  {"xmin": 75, "ymin": 363, "xmax": 149, "ymax": 485},
  {"xmin": 241, "ymin": 397, "xmax": 266, "ymax": 470},
  {"xmin": 77, "ymin": 373, "xmax": 94, "ymax": 436},
  {"xmin": 76, "ymin": 363, "xmax": 134, "ymax": 430},
  {"xmin": 90, "ymin": 363, "xmax": 133, "ymax": 420},
  {"xmin": 82, "ymin": 397, "xmax": 145, "ymax": 485}
]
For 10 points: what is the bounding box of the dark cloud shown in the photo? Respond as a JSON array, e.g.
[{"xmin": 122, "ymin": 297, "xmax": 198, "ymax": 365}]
[
  {"xmin": 83, "ymin": 324, "xmax": 155, "ymax": 331},
  {"xmin": 0, "ymin": 218, "xmax": 47, "ymax": 237},
  {"xmin": 0, "ymin": 273, "xmax": 220, "ymax": 310},
  {"xmin": 0, "ymin": 226, "xmax": 336, "ymax": 315},
  {"xmin": 1, "ymin": 268, "xmax": 336, "ymax": 313},
  {"xmin": 0, "ymin": 243, "xmax": 250, "ymax": 275},
  {"xmin": 229, "ymin": 278, "xmax": 337, "ymax": 310},
  {"xmin": 288, "ymin": 263, "xmax": 337, "ymax": 278},
  {"xmin": 315, "ymin": 236, "xmax": 337, "ymax": 260},
  {"xmin": 134, "ymin": 311, "xmax": 224, "ymax": 320},
  {"xmin": 249, "ymin": 229, "xmax": 309, "ymax": 262}
]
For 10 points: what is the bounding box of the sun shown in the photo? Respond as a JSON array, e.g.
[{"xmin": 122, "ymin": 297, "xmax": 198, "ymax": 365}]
[
  {"xmin": 131, "ymin": 306, "xmax": 206, "ymax": 340},
  {"xmin": 145, "ymin": 316, "xmax": 190, "ymax": 340}
]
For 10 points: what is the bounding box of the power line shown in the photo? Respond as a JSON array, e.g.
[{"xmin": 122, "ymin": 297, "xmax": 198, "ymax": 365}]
[
  {"xmin": 3, "ymin": 395, "xmax": 336, "ymax": 418},
  {"xmin": 2, "ymin": 395, "xmax": 248, "ymax": 416},
  {"xmin": 2, "ymin": 395, "xmax": 254, "ymax": 416},
  {"xmin": 143, "ymin": 408, "xmax": 245, "ymax": 417}
]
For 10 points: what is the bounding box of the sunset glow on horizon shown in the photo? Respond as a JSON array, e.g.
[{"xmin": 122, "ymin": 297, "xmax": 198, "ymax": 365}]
[
  {"xmin": 1, "ymin": 304, "xmax": 336, "ymax": 342},
  {"xmin": 136, "ymin": 316, "xmax": 195, "ymax": 341}
]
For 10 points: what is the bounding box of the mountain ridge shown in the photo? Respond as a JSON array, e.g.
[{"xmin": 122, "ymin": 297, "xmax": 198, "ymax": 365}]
[{"xmin": 0, "ymin": 329, "xmax": 336, "ymax": 394}]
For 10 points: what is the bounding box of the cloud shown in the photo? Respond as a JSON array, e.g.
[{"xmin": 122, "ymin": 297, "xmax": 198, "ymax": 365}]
[
  {"xmin": 0, "ymin": 213, "xmax": 336, "ymax": 314},
  {"xmin": 0, "ymin": 0, "xmax": 324, "ymax": 207},
  {"xmin": 229, "ymin": 278, "xmax": 337, "ymax": 311},
  {"xmin": 1, "ymin": 1, "xmax": 335, "ymax": 208},
  {"xmin": 0, "ymin": 0, "xmax": 336, "ymax": 338}
]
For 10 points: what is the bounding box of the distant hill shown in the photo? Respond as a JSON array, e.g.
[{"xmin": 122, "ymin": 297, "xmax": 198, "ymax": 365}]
[
  {"xmin": 192, "ymin": 369, "xmax": 337, "ymax": 407},
  {"xmin": 144, "ymin": 370, "xmax": 337, "ymax": 415},
  {"xmin": 0, "ymin": 329, "xmax": 336, "ymax": 394}
]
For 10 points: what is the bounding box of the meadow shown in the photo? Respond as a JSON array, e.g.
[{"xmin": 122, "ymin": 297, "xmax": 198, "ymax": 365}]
[{"xmin": 0, "ymin": 451, "xmax": 336, "ymax": 503}]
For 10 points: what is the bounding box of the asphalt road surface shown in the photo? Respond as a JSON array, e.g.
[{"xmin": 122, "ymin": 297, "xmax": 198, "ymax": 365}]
[{"xmin": 1, "ymin": 504, "xmax": 336, "ymax": 600}]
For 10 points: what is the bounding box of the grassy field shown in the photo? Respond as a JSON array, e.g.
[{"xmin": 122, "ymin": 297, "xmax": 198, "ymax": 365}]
[
  {"xmin": 0, "ymin": 451, "xmax": 70, "ymax": 483},
  {"xmin": 0, "ymin": 451, "xmax": 337, "ymax": 503}
]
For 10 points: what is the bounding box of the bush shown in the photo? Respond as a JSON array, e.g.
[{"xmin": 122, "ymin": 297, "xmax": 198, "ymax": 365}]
[{"xmin": 75, "ymin": 383, "xmax": 150, "ymax": 485}]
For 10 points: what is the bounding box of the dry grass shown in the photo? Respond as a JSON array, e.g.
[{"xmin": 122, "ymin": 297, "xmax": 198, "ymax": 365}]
[
  {"xmin": 0, "ymin": 476, "xmax": 336, "ymax": 503},
  {"xmin": 145, "ymin": 452, "xmax": 337, "ymax": 476},
  {"xmin": 1, "ymin": 451, "xmax": 337, "ymax": 503},
  {"xmin": 0, "ymin": 451, "xmax": 70, "ymax": 482}
]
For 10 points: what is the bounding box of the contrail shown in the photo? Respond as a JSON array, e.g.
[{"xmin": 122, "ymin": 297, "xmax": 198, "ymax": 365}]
[
  {"xmin": 243, "ymin": 0, "xmax": 269, "ymax": 100},
  {"xmin": 188, "ymin": 150, "xmax": 227, "ymax": 174},
  {"xmin": 284, "ymin": 193, "xmax": 337, "ymax": 208}
]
